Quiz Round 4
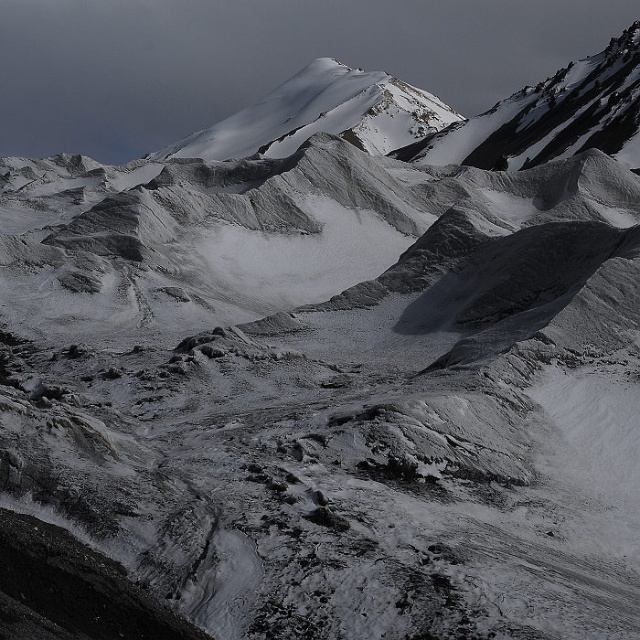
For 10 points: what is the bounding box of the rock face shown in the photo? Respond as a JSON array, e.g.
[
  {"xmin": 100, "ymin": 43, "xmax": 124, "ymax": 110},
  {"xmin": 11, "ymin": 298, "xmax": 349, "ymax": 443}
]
[
  {"xmin": 0, "ymin": 509, "xmax": 211, "ymax": 640},
  {"xmin": 401, "ymin": 21, "xmax": 640, "ymax": 171},
  {"xmin": 151, "ymin": 58, "xmax": 463, "ymax": 161}
]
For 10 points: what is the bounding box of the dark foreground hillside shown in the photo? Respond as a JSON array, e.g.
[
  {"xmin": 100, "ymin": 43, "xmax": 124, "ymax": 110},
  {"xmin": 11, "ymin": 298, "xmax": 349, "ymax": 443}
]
[{"xmin": 0, "ymin": 509, "xmax": 211, "ymax": 640}]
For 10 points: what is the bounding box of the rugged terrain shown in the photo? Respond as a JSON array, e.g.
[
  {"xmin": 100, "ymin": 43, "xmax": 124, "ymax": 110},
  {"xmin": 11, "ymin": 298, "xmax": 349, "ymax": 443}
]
[
  {"xmin": 2, "ymin": 28, "xmax": 640, "ymax": 640},
  {"xmin": 2, "ymin": 136, "xmax": 640, "ymax": 638},
  {"xmin": 398, "ymin": 21, "xmax": 640, "ymax": 172}
]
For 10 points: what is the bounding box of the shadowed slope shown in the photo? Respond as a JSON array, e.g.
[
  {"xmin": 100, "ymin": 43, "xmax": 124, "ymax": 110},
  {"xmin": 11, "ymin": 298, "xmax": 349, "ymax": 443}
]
[{"xmin": 403, "ymin": 21, "xmax": 640, "ymax": 171}]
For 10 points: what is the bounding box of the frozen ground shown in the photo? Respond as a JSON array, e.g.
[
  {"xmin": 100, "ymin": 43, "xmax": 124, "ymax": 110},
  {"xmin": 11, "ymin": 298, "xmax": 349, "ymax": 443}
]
[{"xmin": 1, "ymin": 139, "xmax": 640, "ymax": 638}]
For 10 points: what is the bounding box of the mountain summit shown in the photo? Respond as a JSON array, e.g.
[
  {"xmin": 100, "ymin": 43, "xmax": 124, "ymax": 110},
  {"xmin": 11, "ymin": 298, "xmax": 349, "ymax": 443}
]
[
  {"xmin": 402, "ymin": 21, "xmax": 640, "ymax": 171},
  {"xmin": 151, "ymin": 57, "xmax": 463, "ymax": 161}
]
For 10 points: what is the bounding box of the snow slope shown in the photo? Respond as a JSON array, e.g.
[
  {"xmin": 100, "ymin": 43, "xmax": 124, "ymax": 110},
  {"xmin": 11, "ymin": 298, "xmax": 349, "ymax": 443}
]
[
  {"xmin": 0, "ymin": 154, "xmax": 163, "ymax": 236},
  {"xmin": 406, "ymin": 21, "xmax": 640, "ymax": 171},
  {"xmin": 3, "ymin": 126, "xmax": 640, "ymax": 638},
  {"xmin": 0, "ymin": 136, "xmax": 444, "ymax": 344},
  {"xmin": 151, "ymin": 58, "xmax": 463, "ymax": 161},
  {"xmin": 6, "ymin": 138, "xmax": 640, "ymax": 350}
]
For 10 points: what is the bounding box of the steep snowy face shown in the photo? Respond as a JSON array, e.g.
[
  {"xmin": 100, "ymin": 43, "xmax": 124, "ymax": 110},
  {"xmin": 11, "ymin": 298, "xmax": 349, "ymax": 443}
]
[
  {"xmin": 151, "ymin": 58, "xmax": 463, "ymax": 161},
  {"xmin": 408, "ymin": 21, "xmax": 640, "ymax": 171}
]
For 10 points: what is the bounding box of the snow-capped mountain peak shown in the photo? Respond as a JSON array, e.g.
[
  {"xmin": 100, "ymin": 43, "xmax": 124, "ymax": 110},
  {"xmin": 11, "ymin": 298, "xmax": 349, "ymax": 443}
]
[
  {"xmin": 151, "ymin": 57, "xmax": 463, "ymax": 161},
  {"xmin": 404, "ymin": 21, "xmax": 640, "ymax": 171}
]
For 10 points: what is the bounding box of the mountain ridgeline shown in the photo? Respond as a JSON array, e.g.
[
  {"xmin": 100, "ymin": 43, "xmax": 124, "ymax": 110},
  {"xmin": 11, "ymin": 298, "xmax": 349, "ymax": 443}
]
[
  {"xmin": 151, "ymin": 57, "xmax": 463, "ymax": 162},
  {"xmin": 399, "ymin": 21, "xmax": 640, "ymax": 171}
]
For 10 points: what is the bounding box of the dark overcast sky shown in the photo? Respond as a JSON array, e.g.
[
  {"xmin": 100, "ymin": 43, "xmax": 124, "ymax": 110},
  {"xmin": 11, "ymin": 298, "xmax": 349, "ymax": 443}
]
[{"xmin": 1, "ymin": 1, "xmax": 638, "ymax": 165}]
